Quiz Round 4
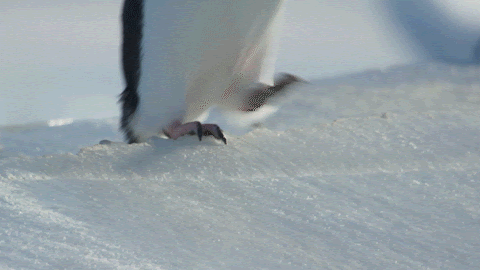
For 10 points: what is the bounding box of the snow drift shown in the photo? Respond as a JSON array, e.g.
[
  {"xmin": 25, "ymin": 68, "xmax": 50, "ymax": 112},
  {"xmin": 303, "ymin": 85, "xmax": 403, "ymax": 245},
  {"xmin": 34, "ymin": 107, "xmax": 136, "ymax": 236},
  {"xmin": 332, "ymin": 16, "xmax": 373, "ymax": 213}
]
[{"xmin": 1, "ymin": 63, "xmax": 479, "ymax": 269}]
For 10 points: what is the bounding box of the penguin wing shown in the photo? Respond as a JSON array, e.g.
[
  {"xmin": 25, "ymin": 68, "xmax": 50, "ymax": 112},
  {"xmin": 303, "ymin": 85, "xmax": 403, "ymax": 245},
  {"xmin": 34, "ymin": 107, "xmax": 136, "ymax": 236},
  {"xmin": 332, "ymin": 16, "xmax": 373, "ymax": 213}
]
[{"xmin": 181, "ymin": 0, "xmax": 287, "ymax": 122}]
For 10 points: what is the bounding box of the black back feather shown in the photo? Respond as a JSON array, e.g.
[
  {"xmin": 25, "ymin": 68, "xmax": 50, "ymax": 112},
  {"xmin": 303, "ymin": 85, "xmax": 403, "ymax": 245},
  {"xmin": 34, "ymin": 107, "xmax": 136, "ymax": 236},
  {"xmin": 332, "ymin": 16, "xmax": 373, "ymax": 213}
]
[{"xmin": 119, "ymin": 0, "xmax": 143, "ymax": 143}]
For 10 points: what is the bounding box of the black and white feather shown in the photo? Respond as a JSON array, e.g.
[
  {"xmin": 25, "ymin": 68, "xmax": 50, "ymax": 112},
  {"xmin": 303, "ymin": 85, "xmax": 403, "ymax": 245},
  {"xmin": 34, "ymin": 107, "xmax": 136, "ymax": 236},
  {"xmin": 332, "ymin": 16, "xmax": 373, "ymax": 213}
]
[{"xmin": 120, "ymin": 0, "xmax": 289, "ymax": 143}]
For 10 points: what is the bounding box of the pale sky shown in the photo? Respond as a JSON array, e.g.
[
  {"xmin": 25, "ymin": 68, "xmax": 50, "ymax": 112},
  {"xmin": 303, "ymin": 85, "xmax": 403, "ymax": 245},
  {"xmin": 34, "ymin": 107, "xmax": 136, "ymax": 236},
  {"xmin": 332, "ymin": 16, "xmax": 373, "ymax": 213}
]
[{"xmin": 2, "ymin": 0, "xmax": 479, "ymax": 125}]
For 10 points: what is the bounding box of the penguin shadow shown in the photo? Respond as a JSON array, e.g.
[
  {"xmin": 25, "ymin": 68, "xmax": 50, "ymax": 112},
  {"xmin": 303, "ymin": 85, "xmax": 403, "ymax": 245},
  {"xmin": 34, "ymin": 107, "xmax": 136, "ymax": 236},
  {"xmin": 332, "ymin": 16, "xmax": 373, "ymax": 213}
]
[
  {"xmin": 148, "ymin": 135, "xmax": 223, "ymax": 150},
  {"xmin": 109, "ymin": 135, "xmax": 225, "ymax": 174},
  {"xmin": 383, "ymin": 0, "xmax": 480, "ymax": 65}
]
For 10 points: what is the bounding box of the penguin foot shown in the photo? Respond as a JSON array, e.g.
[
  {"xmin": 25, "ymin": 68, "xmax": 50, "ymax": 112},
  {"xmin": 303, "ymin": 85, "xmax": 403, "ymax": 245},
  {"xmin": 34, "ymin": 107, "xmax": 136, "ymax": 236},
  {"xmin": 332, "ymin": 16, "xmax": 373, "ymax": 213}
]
[
  {"xmin": 200, "ymin": 124, "xmax": 227, "ymax": 144},
  {"xmin": 240, "ymin": 73, "xmax": 307, "ymax": 112},
  {"xmin": 163, "ymin": 121, "xmax": 202, "ymax": 141},
  {"xmin": 163, "ymin": 121, "xmax": 226, "ymax": 144}
]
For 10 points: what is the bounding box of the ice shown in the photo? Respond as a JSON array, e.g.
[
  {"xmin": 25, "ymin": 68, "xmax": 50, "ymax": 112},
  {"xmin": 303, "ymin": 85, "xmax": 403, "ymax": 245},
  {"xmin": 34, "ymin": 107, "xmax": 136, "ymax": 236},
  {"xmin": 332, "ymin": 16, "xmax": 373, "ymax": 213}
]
[{"xmin": 1, "ymin": 62, "xmax": 480, "ymax": 269}]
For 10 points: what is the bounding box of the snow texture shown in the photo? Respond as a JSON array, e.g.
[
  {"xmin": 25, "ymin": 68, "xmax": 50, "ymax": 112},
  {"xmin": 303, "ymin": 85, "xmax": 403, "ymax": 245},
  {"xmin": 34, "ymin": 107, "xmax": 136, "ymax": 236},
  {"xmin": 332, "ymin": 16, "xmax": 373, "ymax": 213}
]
[{"xmin": 1, "ymin": 63, "xmax": 480, "ymax": 269}]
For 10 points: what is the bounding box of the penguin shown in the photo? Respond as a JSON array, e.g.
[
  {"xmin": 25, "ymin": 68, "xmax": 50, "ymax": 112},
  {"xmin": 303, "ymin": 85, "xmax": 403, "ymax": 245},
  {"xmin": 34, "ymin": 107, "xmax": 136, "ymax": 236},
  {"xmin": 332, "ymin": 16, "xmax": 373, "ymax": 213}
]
[{"xmin": 119, "ymin": 0, "xmax": 302, "ymax": 144}]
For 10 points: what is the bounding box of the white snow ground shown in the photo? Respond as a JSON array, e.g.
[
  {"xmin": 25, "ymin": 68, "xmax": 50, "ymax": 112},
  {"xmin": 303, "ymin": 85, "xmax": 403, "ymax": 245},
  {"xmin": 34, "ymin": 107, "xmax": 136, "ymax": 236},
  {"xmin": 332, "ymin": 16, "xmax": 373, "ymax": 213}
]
[{"xmin": 1, "ymin": 62, "xmax": 480, "ymax": 269}]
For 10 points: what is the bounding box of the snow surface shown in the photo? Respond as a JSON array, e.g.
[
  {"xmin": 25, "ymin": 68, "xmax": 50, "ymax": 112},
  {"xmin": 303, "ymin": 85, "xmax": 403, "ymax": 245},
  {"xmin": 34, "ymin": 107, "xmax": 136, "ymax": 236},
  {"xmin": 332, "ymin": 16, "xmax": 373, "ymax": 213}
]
[{"xmin": 1, "ymin": 63, "xmax": 480, "ymax": 269}]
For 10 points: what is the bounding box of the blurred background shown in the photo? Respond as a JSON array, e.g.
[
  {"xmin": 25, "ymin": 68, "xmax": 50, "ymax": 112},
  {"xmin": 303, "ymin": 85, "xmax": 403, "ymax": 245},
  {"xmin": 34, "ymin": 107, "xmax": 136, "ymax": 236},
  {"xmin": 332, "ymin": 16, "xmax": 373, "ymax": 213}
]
[{"xmin": 2, "ymin": 0, "xmax": 480, "ymax": 126}]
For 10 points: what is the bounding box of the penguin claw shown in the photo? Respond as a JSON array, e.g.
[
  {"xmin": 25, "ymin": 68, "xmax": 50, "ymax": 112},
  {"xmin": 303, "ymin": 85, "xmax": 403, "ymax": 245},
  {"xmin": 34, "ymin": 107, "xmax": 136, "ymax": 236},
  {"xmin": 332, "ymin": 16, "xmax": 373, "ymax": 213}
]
[
  {"xmin": 216, "ymin": 127, "xmax": 227, "ymax": 145},
  {"xmin": 163, "ymin": 121, "xmax": 226, "ymax": 144},
  {"xmin": 196, "ymin": 121, "xmax": 203, "ymax": 141},
  {"xmin": 213, "ymin": 126, "xmax": 227, "ymax": 145},
  {"xmin": 201, "ymin": 124, "xmax": 227, "ymax": 144}
]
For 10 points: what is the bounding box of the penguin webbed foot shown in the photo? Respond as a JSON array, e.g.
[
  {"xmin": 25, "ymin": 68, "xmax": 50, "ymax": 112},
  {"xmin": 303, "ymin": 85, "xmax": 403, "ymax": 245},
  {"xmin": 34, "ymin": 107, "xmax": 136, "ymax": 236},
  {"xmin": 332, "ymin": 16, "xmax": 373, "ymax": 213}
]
[
  {"xmin": 241, "ymin": 73, "xmax": 308, "ymax": 112},
  {"xmin": 163, "ymin": 121, "xmax": 226, "ymax": 144},
  {"xmin": 200, "ymin": 123, "xmax": 227, "ymax": 144}
]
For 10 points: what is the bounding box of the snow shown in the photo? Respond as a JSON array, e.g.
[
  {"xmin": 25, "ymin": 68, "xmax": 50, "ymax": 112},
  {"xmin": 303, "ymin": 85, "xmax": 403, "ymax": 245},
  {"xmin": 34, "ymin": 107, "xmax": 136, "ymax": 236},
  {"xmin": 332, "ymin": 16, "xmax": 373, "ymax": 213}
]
[{"xmin": 1, "ymin": 62, "xmax": 480, "ymax": 269}]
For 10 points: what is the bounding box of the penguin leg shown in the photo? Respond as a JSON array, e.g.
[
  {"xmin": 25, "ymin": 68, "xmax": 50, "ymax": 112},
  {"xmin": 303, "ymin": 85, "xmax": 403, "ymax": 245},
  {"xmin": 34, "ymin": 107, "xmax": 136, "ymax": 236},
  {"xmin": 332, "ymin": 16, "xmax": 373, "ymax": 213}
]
[
  {"xmin": 240, "ymin": 73, "xmax": 306, "ymax": 112},
  {"xmin": 163, "ymin": 120, "xmax": 226, "ymax": 144}
]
